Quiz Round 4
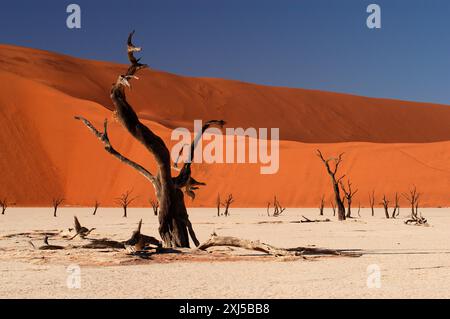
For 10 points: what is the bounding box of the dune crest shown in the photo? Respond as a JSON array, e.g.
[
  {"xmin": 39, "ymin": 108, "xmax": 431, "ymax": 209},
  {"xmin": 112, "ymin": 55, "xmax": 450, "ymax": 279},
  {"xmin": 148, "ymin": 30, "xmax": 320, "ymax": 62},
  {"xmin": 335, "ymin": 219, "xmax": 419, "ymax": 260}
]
[{"xmin": 0, "ymin": 44, "xmax": 449, "ymax": 207}]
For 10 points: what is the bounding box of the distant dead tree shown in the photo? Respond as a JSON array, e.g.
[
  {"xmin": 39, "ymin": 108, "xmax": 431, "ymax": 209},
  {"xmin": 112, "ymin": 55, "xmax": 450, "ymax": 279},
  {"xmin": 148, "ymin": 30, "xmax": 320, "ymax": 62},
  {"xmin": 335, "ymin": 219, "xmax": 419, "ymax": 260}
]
[
  {"xmin": 150, "ymin": 199, "xmax": 159, "ymax": 216},
  {"xmin": 316, "ymin": 150, "xmax": 346, "ymax": 220},
  {"xmin": 75, "ymin": 31, "xmax": 224, "ymax": 247},
  {"xmin": 381, "ymin": 195, "xmax": 390, "ymax": 219},
  {"xmin": 331, "ymin": 201, "xmax": 336, "ymax": 216},
  {"xmin": 267, "ymin": 196, "xmax": 286, "ymax": 217},
  {"xmin": 222, "ymin": 194, "xmax": 234, "ymax": 217},
  {"xmin": 369, "ymin": 190, "xmax": 376, "ymax": 216},
  {"xmin": 0, "ymin": 198, "xmax": 8, "ymax": 215},
  {"xmin": 92, "ymin": 200, "xmax": 100, "ymax": 216},
  {"xmin": 340, "ymin": 179, "xmax": 358, "ymax": 218},
  {"xmin": 403, "ymin": 186, "xmax": 420, "ymax": 220},
  {"xmin": 391, "ymin": 193, "xmax": 400, "ymax": 218},
  {"xmin": 52, "ymin": 197, "xmax": 64, "ymax": 217},
  {"xmin": 403, "ymin": 186, "xmax": 427, "ymax": 225},
  {"xmin": 319, "ymin": 195, "xmax": 325, "ymax": 216},
  {"xmin": 116, "ymin": 190, "xmax": 137, "ymax": 218},
  {"xmin": 216, "ymin": 194, "xmax": 221, "ymax": 217}
]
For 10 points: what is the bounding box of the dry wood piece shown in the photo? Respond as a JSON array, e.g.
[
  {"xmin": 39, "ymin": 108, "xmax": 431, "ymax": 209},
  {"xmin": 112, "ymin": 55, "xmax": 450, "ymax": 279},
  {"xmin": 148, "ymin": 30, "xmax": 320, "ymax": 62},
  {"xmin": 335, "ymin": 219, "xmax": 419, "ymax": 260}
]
[
  {"xmin": 267, "ymin": 196, "xmax": 286, "ymax": 217},
  {"xmin": 150, "ymin": 199, "xmax": 159, "ymax": 216},
  {"xmin": 124, "ymin": 219, "xmax": 162, "ymax": 253},
  {"xmin": 75, "ymin": 31, "xmax": 225, "ymax": 248},
  {"xmin": 52, "ymin": 197, "xmax": 64, "ymax": 217},
  {"xmin": 116, "ymin": 190, "xmax": 137, "ymax": 218},
  {"xmin": 69, "ymin": 216, "xmax": 96, "ymax": 240},
  {"xmin": 316, "ymin": 150, "xmax": 346, "ymax": 221},
  {"xmin": 0, "ymin": 198, "xmax": 8, "ymax": 215},
  {"xmin": 340, "ymin": 179, "xmax": 358, "ymax": 218},
  {"xmin": 222, "ymin": 194, "xmax": 234, "ymax": 217},
  {"xmin": 381, "ymin": 195, "xmax": 390, "ymax": 219},
  {"xmin": 369, "ymin": 190, "xmax": 376, "ymax": 216},
  {"xmin": 319, "ymin": 195, "xmax": 325, "ymax": 216},
  {"xmin": 93, "ymin": 200, "xmax": 100, "ymax": 216},
  {"xmin": 300, "ymin": 215, "xmax": 331, "ymax": 223}
]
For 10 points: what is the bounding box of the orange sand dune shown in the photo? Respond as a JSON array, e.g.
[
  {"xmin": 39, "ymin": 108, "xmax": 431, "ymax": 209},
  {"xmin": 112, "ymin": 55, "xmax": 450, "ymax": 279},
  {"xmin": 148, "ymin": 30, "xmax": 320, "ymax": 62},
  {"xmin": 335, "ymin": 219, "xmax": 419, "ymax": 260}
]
[{"xmin": 0, "ymin": 44, "xmax": 449, "ymax": 207}]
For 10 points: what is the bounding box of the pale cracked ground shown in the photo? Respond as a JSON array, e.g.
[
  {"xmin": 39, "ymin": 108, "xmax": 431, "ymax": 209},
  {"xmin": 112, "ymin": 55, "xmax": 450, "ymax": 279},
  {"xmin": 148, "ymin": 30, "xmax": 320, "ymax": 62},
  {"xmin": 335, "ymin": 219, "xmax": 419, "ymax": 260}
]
[{"xmin": 0, "ymin": 208, "xmax": 449, "ymax": 298}]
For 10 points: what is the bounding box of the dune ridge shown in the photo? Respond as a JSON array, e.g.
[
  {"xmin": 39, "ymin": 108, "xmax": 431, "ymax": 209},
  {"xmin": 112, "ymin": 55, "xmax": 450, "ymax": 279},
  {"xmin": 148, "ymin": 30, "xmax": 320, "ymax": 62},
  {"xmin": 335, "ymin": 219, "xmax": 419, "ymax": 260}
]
[{"xmin": 0, "ymin": 44, "xmax": 449, "ymax": 207}]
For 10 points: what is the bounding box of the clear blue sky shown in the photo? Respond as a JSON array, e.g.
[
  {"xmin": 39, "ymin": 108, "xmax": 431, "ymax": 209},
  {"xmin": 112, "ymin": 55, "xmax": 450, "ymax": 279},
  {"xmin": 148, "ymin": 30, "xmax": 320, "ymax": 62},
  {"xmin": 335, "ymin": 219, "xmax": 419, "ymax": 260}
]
[{"xmin": 1, "ymin": 0, "xmax": 450, "ymax": 104}]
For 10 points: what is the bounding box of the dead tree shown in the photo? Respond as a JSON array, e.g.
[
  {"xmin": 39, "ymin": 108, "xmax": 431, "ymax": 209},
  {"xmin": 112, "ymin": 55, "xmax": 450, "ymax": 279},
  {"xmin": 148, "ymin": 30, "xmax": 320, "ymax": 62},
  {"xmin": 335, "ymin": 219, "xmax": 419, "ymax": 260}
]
[
  {"xmin": 319, "ymin": 195, "xmax": 325, "ymax": 216},
  {"xmin": 331, "ymin": 201, "xmax": 336, "ymax": 216},
  {"xmin": 75, "ymin": 31, "xmax": 224, "ymax": 248},
  {"xmin": 391, "ymin": 193, "xmax": 400, "ymax": 218},
  {"xmin": 403, "ymin": 186, "xmax": 420, "ymax": 220},
  {"xmin": 150, "ymin": 199, "xmax": 159, "ymax": 216},
  {"xmin": 116, "ymin": 190, "xmax": 137, "ymax": 218},
  {"xmin": 222, "ymin": 194, "xmax": 234, "ymax": 217},
  {"xmin": 369, "ymin": 190, "xmax": 375, "ymax": 216},
  {"xmin": 403, "ymin": 186, "xmax": 427, "ymax": 225},
  {"xmin": 316, "ymin": 150, "xmax": 346, "ymax": 220},
  {"xmin": 93, "ymin": 200, "xmax": 100, "ymax": 216},
  {"xmin": 340, "ymin": 179, "xmax": 358, "ymax": 218},
  {"xmin": 216, "ymin": 194, "xmax": 221, "ymax": 217},
  {"xmin": 0, "ymin": 198, "xmax": 8, "ymax": 215},
  {"xmin": 267, "ymin": 196, "xmax": 286, "ymax": 217},
  {"xmin": 52, "ymin": 197, "xmax": 64, "ymax": 217},
  {"xmin": 381, "ymin": 195, "xmax": 390, "ymax": 219}
]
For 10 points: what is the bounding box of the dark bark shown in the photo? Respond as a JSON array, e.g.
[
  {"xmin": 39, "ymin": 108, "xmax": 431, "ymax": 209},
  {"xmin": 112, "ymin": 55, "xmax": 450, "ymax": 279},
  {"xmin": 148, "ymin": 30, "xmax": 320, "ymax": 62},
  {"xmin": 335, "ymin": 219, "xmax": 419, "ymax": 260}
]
[
  {"xmin": 381, "ymin": 195, "xmax": 390, "ymax": 219},
  {"xmin": 93, "ymin": 201, "xmax": 99, "ymax": 215},
  {"xmin": 391, "ymin": 193, "xmax": 400, "ymax": 218},
  {"xmin": 75, "ymin": 31, "xmax": 224, "ymax": 248},
  {"xmin": 52, "ymin": 197, "xmax": 64, "ymax": 217},
  {"xmin": 222, "ymin": 194, "xmax": 234, "ymax": 217},
  {"xmin": 316, "ymin": 150, "xmax": 346, "ymax": 221},
  {"xmin": 0, "ymin": 198, "xmax": 7, "ymax": 215},
  {"xmin": 150, "ymin": 200, "xmax": 159, "ymax": 216},
  {"xmin": 319, "ymin": 195, "xmax": 325, "ymax": 216}
]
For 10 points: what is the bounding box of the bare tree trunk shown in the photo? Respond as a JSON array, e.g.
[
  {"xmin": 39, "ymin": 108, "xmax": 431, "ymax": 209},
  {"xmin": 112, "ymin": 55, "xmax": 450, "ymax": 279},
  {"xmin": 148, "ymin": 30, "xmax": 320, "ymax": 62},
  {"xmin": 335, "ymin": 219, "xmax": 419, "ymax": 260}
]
[{"xmin": 317, "ymin": 150, "xmax": 346, "ymax": 221}]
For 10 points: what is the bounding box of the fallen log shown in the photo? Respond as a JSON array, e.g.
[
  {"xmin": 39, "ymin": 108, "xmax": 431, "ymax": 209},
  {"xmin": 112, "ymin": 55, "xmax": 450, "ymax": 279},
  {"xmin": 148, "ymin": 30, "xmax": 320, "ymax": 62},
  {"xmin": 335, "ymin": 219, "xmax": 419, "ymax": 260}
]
[{"xmin": 197, "ymin": 235, "xmax": 300, "ymax": 257}]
